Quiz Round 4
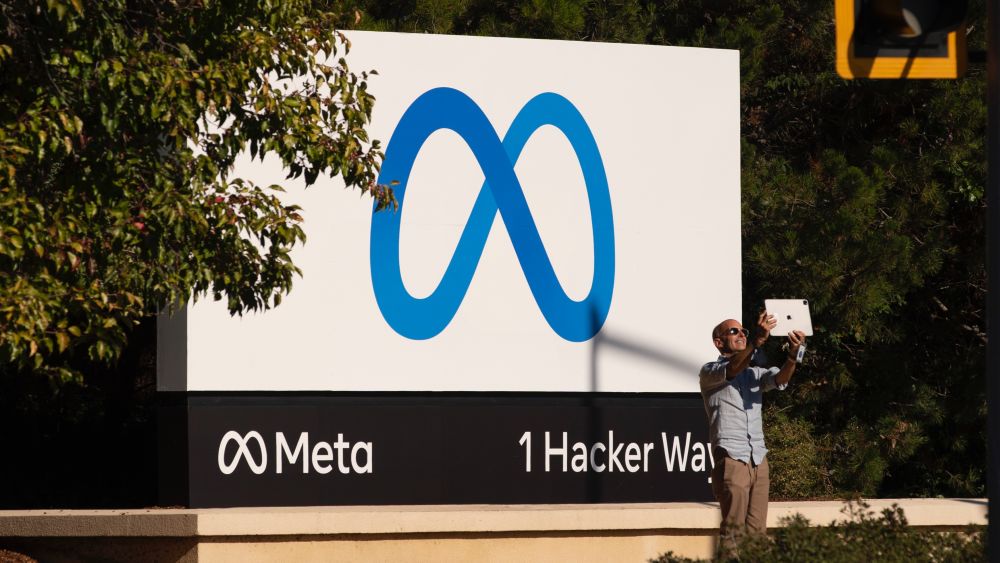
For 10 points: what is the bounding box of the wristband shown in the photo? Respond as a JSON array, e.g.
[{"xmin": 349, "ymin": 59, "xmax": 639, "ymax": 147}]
[{"xmin": 794, "ymin": 343, "xmax": 806, "ymax": 363}]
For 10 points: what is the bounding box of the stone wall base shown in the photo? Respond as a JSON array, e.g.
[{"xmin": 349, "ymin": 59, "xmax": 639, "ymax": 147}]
[{"xmin": 0, "ymin": 499, "xmax": 984, "ymax": 562}]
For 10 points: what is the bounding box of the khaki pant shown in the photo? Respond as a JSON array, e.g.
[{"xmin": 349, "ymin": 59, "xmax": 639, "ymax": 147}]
[{"xmin": 710, "ymin": 452, "xmax": 769, "ymax": 555}]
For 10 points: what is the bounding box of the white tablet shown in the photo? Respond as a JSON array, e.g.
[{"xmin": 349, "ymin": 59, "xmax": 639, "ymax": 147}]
[{"xmin": 764, "ymin": 299, "xmax": 814, "ymax": 337}]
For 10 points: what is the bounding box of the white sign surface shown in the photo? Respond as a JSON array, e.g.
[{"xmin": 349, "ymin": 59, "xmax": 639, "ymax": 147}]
[{"xmin": 158, "ymin": 31, "xmax": 741, "ymax": 392}]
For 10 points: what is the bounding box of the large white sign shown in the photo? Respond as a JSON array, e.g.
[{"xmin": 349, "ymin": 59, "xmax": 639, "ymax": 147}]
[{"xmin": 158, "ymin": 31, "xmax": 741, "ymax": 392}]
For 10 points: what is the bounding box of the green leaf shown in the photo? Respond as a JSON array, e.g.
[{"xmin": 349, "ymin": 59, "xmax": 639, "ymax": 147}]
[{"xmin": 55, "ymin": 332, "xmax": 70, "ymax": 353}]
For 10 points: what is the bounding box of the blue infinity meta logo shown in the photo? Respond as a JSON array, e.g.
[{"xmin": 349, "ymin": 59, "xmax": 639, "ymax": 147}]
[{"xmin": 369, "ymin": 87, "xmax": 615, "ymax": 342}]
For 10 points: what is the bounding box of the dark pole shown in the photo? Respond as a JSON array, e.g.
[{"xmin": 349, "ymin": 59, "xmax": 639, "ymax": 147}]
[{"xmin": 989, "ymin": 0, "xmax": 1000, "ymax": 559}]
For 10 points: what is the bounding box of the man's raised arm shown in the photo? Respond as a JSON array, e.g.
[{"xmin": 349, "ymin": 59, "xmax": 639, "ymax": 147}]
[
  {"xmin": 724, "ymin": 311, "xmax": 774, "ymax": 379},
  {"xmin": 775, "ymin": 330, "xmax": 806, "ymax": 386}
]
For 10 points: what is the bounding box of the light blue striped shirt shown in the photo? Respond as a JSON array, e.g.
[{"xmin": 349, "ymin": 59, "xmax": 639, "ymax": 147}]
[{"xmin": 699, "ymin": 356, "xmax": 787, "ymax": 465}]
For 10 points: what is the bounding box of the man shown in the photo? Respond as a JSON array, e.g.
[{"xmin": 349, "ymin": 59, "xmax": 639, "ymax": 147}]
[{"xmin": 699, "ymin": 312, "xmax": 806, "ymax": 554}]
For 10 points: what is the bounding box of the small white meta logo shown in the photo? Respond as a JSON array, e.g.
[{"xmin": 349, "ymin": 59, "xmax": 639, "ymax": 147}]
[
  {"xmin": 218, "ymin": 430, "xmax": 268, "ymax": 475},
  {"xmin": 217, "ymin": 431, "xmax": 373, "ymax": 475}
]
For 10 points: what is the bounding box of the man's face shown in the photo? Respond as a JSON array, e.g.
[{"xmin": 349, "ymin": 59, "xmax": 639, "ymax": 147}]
[{"xmin": 714, "ymin": 319, "xmax": 747, "ymax": 355}]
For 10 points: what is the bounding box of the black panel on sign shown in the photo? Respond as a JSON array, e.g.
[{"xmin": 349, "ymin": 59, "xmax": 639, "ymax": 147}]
[{"xmin": 160, "ymin": 393, "xmax": 715, "ymax": 508}]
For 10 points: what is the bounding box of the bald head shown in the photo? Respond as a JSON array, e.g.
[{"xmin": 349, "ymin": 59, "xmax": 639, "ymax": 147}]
[
  {"xmin": 712, "ymin": 319, "xmax": 741, "ymax": 340},
  {"xmin": 712, "ymin": 318, "xmax": 748, "ymax": 355}
]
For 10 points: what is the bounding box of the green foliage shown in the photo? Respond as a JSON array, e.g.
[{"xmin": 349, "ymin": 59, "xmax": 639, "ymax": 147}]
[
  {"xmin": 763, "ymin": 405, "xmax": 831, "ymax": 500},
  {"xmin": 0, "ymin": 0, "xmax": 391, "ymax": 381},
  {"xmin": 347, "ymin": 0, "xmax": 988, "ymax": 499},
  {"xmin": 650, "ymin": 503, "xmax": 984, "ymax": 563},
  {"xmin": 734, "ymin": 1, "xmax": 987, "ymax": 499}
]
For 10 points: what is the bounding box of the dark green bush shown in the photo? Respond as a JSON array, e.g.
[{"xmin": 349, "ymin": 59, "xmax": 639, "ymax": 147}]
[
  {"xmin": 763, "ymin": 405, "xmax": 832, "ymax": 499},
  {"xmin": 651, "ymin": 503, "xmax": 984, "ymax": 563}
]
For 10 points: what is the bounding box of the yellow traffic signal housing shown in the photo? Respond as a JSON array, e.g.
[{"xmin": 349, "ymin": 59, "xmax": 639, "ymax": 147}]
[{"xmin": 835, "ymin": 0, "xmax": 968, "ymax": 79}]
